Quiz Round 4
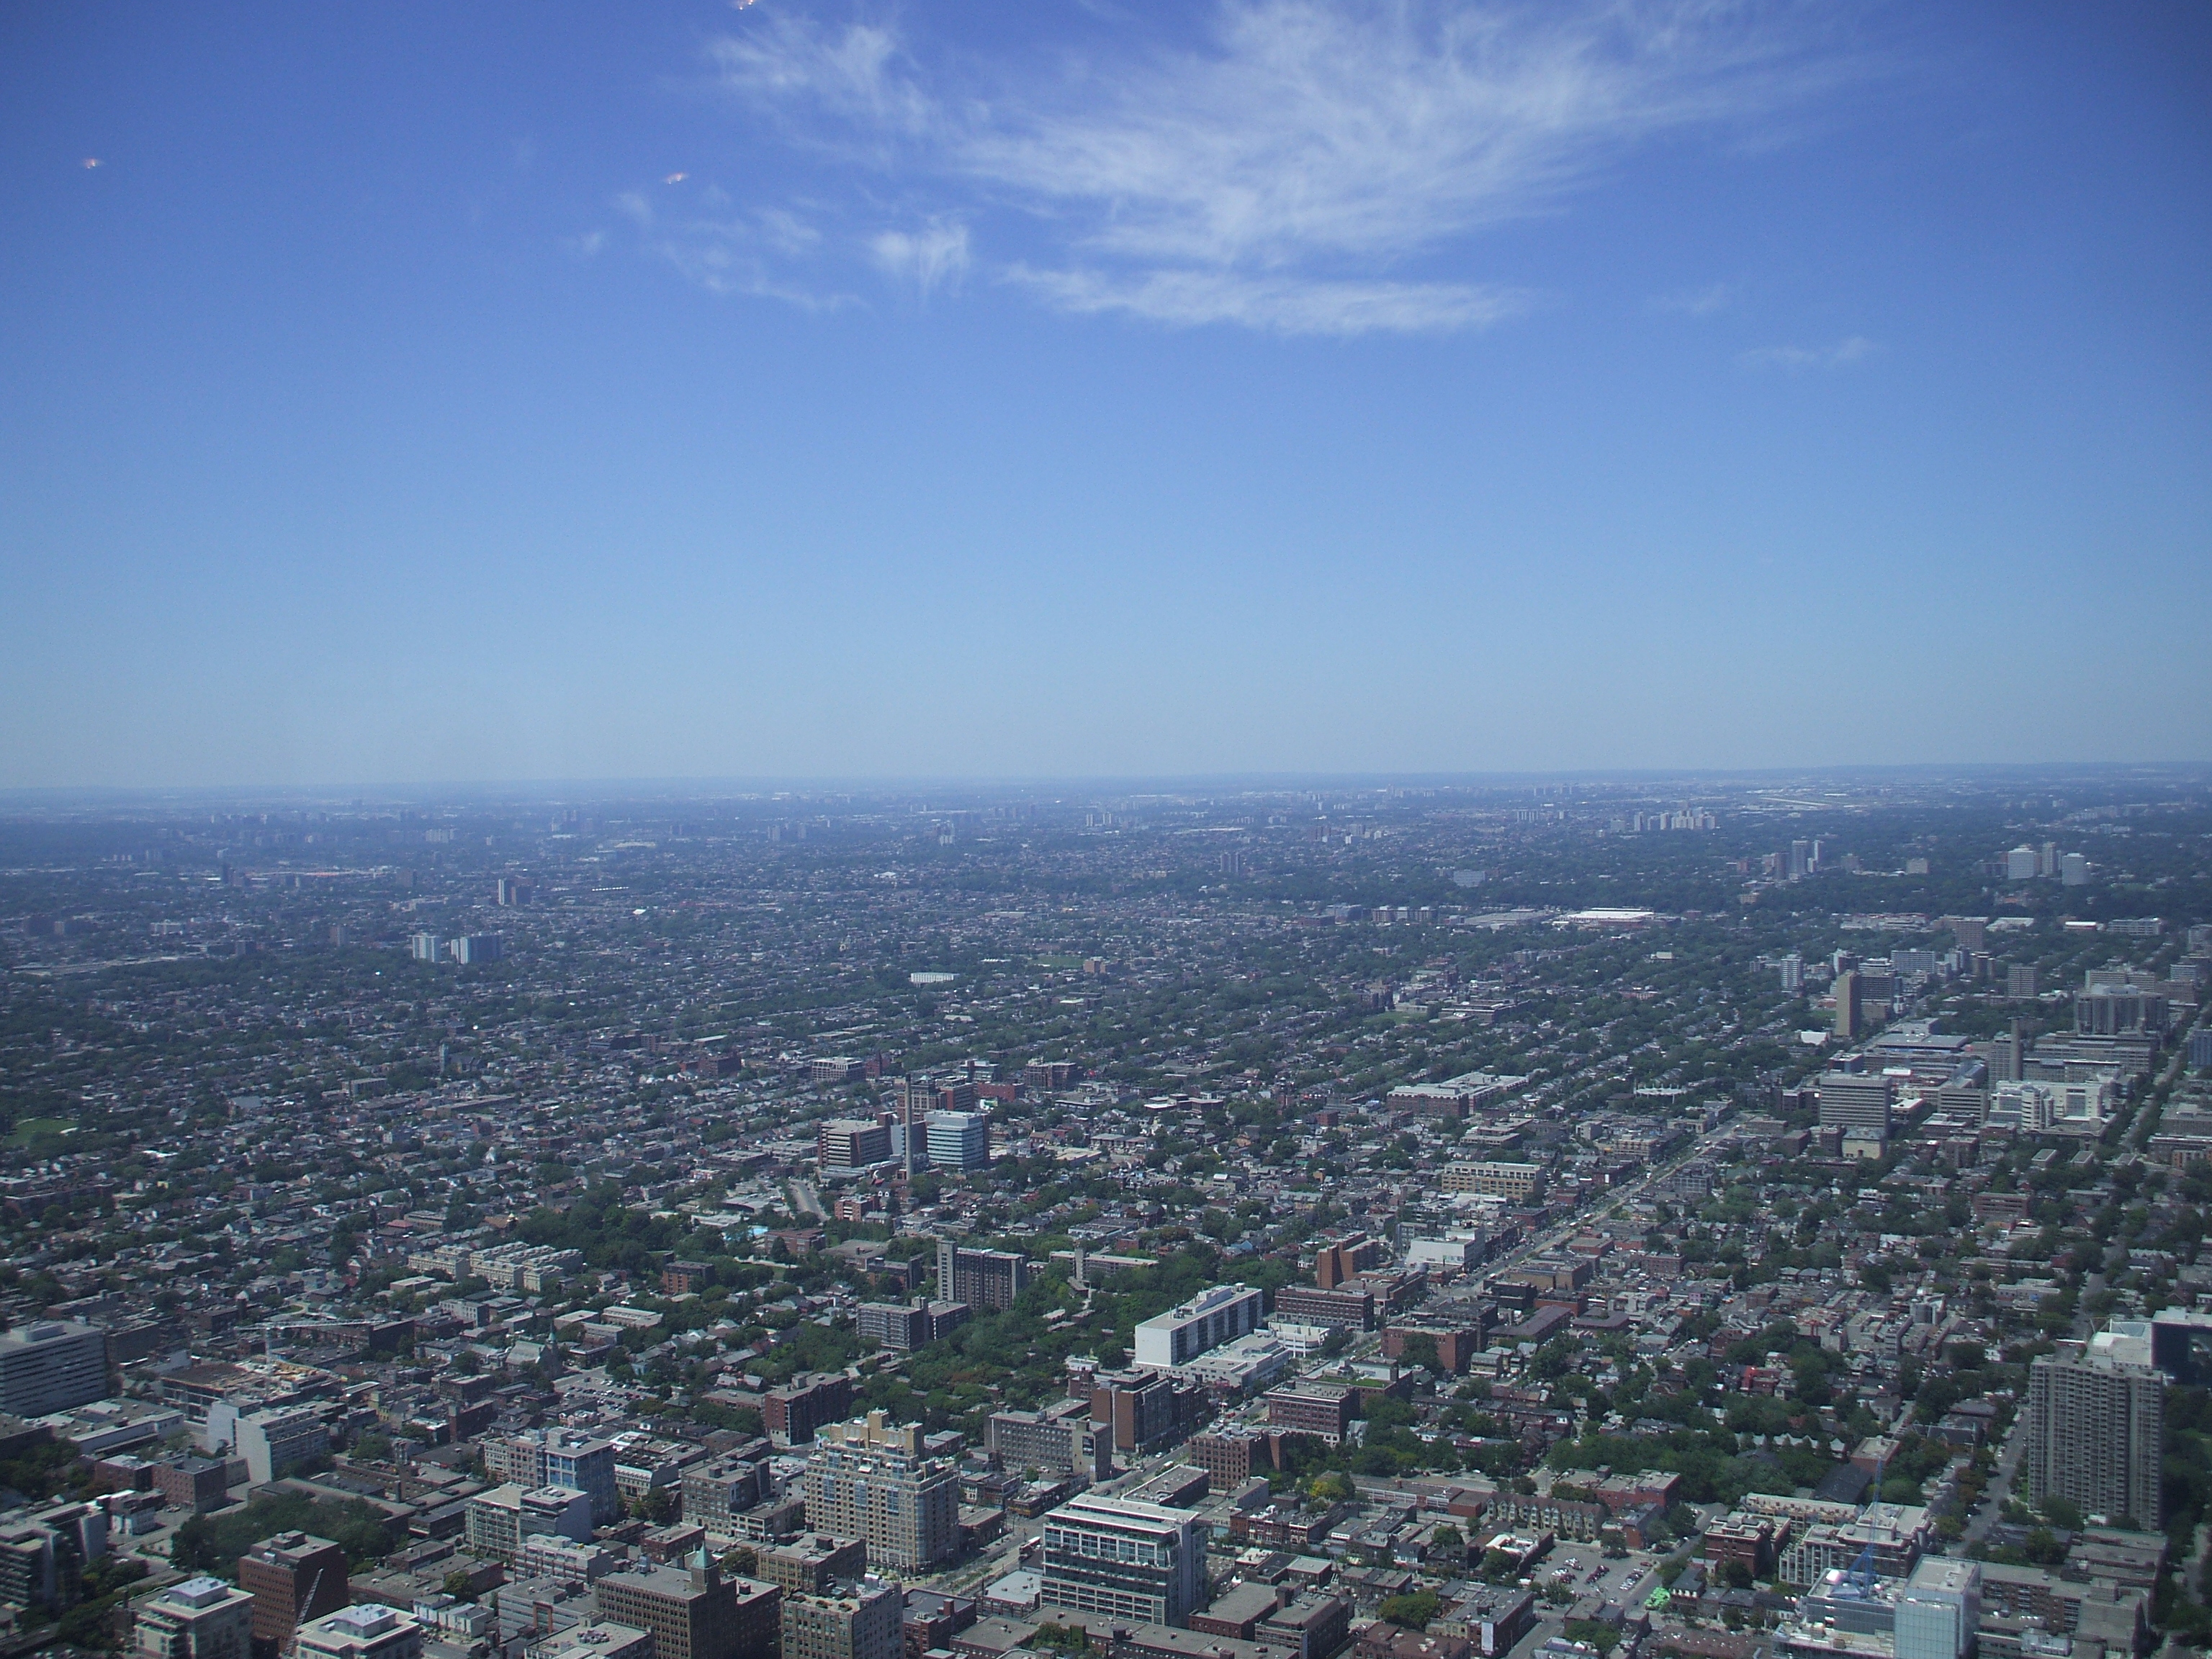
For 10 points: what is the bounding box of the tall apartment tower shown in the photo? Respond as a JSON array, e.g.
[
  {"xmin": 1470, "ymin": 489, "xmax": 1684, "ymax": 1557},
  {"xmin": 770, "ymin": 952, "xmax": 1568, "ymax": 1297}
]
[
  {"xmin": 1990, "ymin": 1020, "xmax": 2028, "ymax": 1084},
  {"xmin": 2025, "ymin": 1349, "xmax": 2164, "ymax": 1528},
  {"xmin": 237, "ymin": 1532, "xmax": 351, "ymax": 1659},
  {"xmin": 1038, "ymin": 1493, "xmax": 1209, "ymax": 1627},
  {"xmin": 898, "ymin": 1078, "xmax": 933, "ymax": 1177},
  {"xmin": 1833, "ymin": 971, "xmax": 1862, "ymax": 1041},
  {"xmin": 800, "ymin": 1412, "xmax": 960, "ymax": 1573},
  {"xmin": 935, "ymin": 1241, "xmax": 1029, "ymax": 1311}
]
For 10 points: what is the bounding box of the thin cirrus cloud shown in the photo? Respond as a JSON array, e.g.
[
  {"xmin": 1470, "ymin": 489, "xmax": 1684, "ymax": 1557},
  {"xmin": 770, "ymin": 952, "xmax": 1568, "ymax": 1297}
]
[
  {"xmin": 607, "ymin": 187, "xmax": 845, "ymax": 306},
  {"xmin": 869, "ymin": 220, "xmax": 971, "ymax": 298},
  {"xmin": 1650, "ymin": 281, "xmax": 1738, "ymax": 316},
  {"xmin": 1737, "ymin": 335, "xmax": 1878, "ymax": 369},
  {"xmin": 639, "ymin": 0, "xmax": 1862, "ymax": 337}
]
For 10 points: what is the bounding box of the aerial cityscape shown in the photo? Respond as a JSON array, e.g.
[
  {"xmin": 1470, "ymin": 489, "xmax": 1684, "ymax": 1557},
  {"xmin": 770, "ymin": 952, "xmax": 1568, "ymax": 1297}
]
[
  {"xmin": 1, "ymin": 771, "xmax": 2210, "ymax": 1659},
  {"xmin": 4, "ymin": 8, "xmax": 2209, "ymax": 1659}
]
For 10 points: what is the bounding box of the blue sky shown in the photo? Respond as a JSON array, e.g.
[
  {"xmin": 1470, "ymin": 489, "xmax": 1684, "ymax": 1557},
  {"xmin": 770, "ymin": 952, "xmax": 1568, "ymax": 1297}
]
[{"xmin": 3, "ymin": 1, "xmax": 2208, "ymax": 787}]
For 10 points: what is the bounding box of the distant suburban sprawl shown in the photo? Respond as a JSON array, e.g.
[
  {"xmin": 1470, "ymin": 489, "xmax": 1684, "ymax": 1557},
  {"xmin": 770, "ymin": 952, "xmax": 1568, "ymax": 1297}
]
[{"xmin": 1, "ymin": 770, "xmax": 2211, "ymax": 1659}]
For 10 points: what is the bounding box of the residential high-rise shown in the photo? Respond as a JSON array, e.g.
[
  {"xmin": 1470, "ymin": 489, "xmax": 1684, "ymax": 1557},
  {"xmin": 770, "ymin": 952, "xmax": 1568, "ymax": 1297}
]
[
  {"xmin": 464, "ymin": 1485, "xmax": 593, "ymax": 1564},
  {"xmin": 854, "ymin": 1300, "xmax": 966, "ymax": 1352},
  {"xmin": 764, "ymin": 1373, "xmax": 853, "ymax": 1448},
  {"xmin": 1131, "ymin": 1285, "xmax": 1265, "ymax": 1370},
  {"xmin": 2024, "ymin": 1349, "xmax": 2164, "ymax": 1528},
  {"xmin": 1815, "ymin": 1073, "xmax": 1893, "ymax": 1137},
  {"xmin": 801, "ymin": 1412, "xmax": 960, "ymax": 1574},
  {"xmin": 1990, "ymin": 1020, "xmax": 2028, "ymax": 1083},
  {"xmin": 591, "ymin": 1555, "xmax": 779, "ymax": 1659},
  {"xmin": 0, "ymin": 1321, "xmax": 109, "ymax": 1416},
  {"xmin": 1780, "ymin": 954, "xmax": 1805, "ymax": 994},
  {"xmin": 987, "ymin": 1400, "xmax": 1112, "ymax": 1484},
  {"xmin": 134, "ymin": 1575, "xmax": 255, "ymax": 1659},
  {"xmin": 1089, "ymin": 1367, "xmax": 1210, "ymax": 1454},
  {"xmin": 780, "ymin": 1586, "xmax": 901, "ymax": 1659},
  {"xmin": 1833, "ymin": 972, "xmax": 1862, "ymax": 1041},
  {"xmin": 935, "ymin": 1242, "xmax": 1028, "ymax": 1311},
  {"xmin": 2008, "ymin": 963, "xmax": 2039, "ymax": 1001},
  {"xmin": 225, "ymin": 1408, "xmax": 328, "ymax": 1487},
  {"xmin": 817, "ymin": 1121, "xmax": 892, "ymax": 1174},
  {"xmin": 492, "ymin": 1432, "xmax": 621, "ymax": 1524},
  {"xmin": 854, "ymin": 1303, "xmax": 929, "ymax": 1352},
  {"xmin": 923, "ymin": 1111, "xmax": 990, "ymax": 1172},
  {"xmin": 1894, "ymin": 1560, "xmax": 1980, "ymax": 1659},
  {"xmin": 1313, "ymin": 1236, "xmax": 1383, "ymax": 1290},
  {"xmin": 238, "ymin": 1532, "xmax": 350, "ymax": 1659},
  {"xmin": 1038, "ymin": 1493, "xmax": 1209, "ymax": 1627},
  {"xmin": 542, "ymin": 1434, "xmax": 621, "ymax": 1526},
  {"xmin": 679, "ymin": 1457, "xmax": 763, "ymax": 1534},
  {"xmin": 2075, "ymin": 991, "xmax": 2170, "ymax": 1038}
]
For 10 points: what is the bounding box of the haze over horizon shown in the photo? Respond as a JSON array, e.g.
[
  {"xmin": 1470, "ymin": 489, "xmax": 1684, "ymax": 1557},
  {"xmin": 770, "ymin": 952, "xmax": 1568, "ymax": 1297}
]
[{"xmin": 4, "ymin": 2, "xmax": 2209, "ymax": 788}]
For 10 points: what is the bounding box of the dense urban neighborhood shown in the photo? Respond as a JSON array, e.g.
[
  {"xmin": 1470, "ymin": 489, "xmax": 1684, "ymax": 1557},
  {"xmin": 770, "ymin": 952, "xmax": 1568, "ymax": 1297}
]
[{"xmin": 4, "ymin": 772, "xmax": 2211, "ymax": 1659}]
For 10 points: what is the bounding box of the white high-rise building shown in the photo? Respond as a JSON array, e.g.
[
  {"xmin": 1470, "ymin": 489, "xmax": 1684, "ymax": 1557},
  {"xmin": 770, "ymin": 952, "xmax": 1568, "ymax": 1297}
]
[
  {"xmin": 923, "ymin": 1111, "xmax": 990, "ymax": 1172},
  {"xmin": 0, "ymin": 1321, "xmax": 109, "ymax": 1417},
  {"xmin": 1895, "ymin": 1559, "xmax": 1980, "ymax": 1659},
  {"xmin": 1039, "ymin": 1493, "xmax": 1208, "ymax": 1627},
  {"xmin": 1131, "ymin": 1284, "xmax": 1265, "ymax": 1370}
]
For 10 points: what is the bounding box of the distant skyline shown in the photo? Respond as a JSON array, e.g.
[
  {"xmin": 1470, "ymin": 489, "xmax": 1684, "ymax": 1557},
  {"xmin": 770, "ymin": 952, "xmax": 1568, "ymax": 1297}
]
[{"xmin": 4, "ymin": 2, "xmax": 2208, "ymax": 786}]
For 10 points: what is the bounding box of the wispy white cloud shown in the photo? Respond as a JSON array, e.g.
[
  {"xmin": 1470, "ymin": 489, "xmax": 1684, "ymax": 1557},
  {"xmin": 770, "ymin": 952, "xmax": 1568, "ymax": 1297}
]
[
  {"xmin": 1007, "ymin": 265, "xmax": 1531, "ymax": 336},
  {"xmin": 611, "ymin": 191, "xmax": 853, "ymax": 307},
  {"xmin": 706, "ymin": 16, "xmax": 931, "ymax": 135},
  {"xmin": 652, "ymin": 1, "xmax": 1859, "ymax": 334},
  {"xmin": 1651, "ymin": 281, "xmax": 1737, "ymax": 315},
  {"xmin": 1737, "ymin": 334, "xmax": 1877, "ymax": 369},
  {"xmin": 870, "ymin": 220, "xmax": 971, "ymax": 297}
]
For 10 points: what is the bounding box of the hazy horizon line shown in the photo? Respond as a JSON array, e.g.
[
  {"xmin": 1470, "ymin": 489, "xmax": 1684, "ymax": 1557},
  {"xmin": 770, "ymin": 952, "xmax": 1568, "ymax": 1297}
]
[{"xmin": 1, "ymin": 758, "xmax": 2207, "ymax": 809}]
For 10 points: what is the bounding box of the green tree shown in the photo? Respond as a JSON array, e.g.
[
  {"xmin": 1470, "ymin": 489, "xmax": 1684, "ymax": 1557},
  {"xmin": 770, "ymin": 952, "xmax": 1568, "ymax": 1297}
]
[
  {"xmin": 2039, "ymin": 1494, "xmax": 2083, "ymax": 1531},
  {"xmin": 1379, "ymin": 1592, "xmax": 1441, "ymax": 1631}
]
